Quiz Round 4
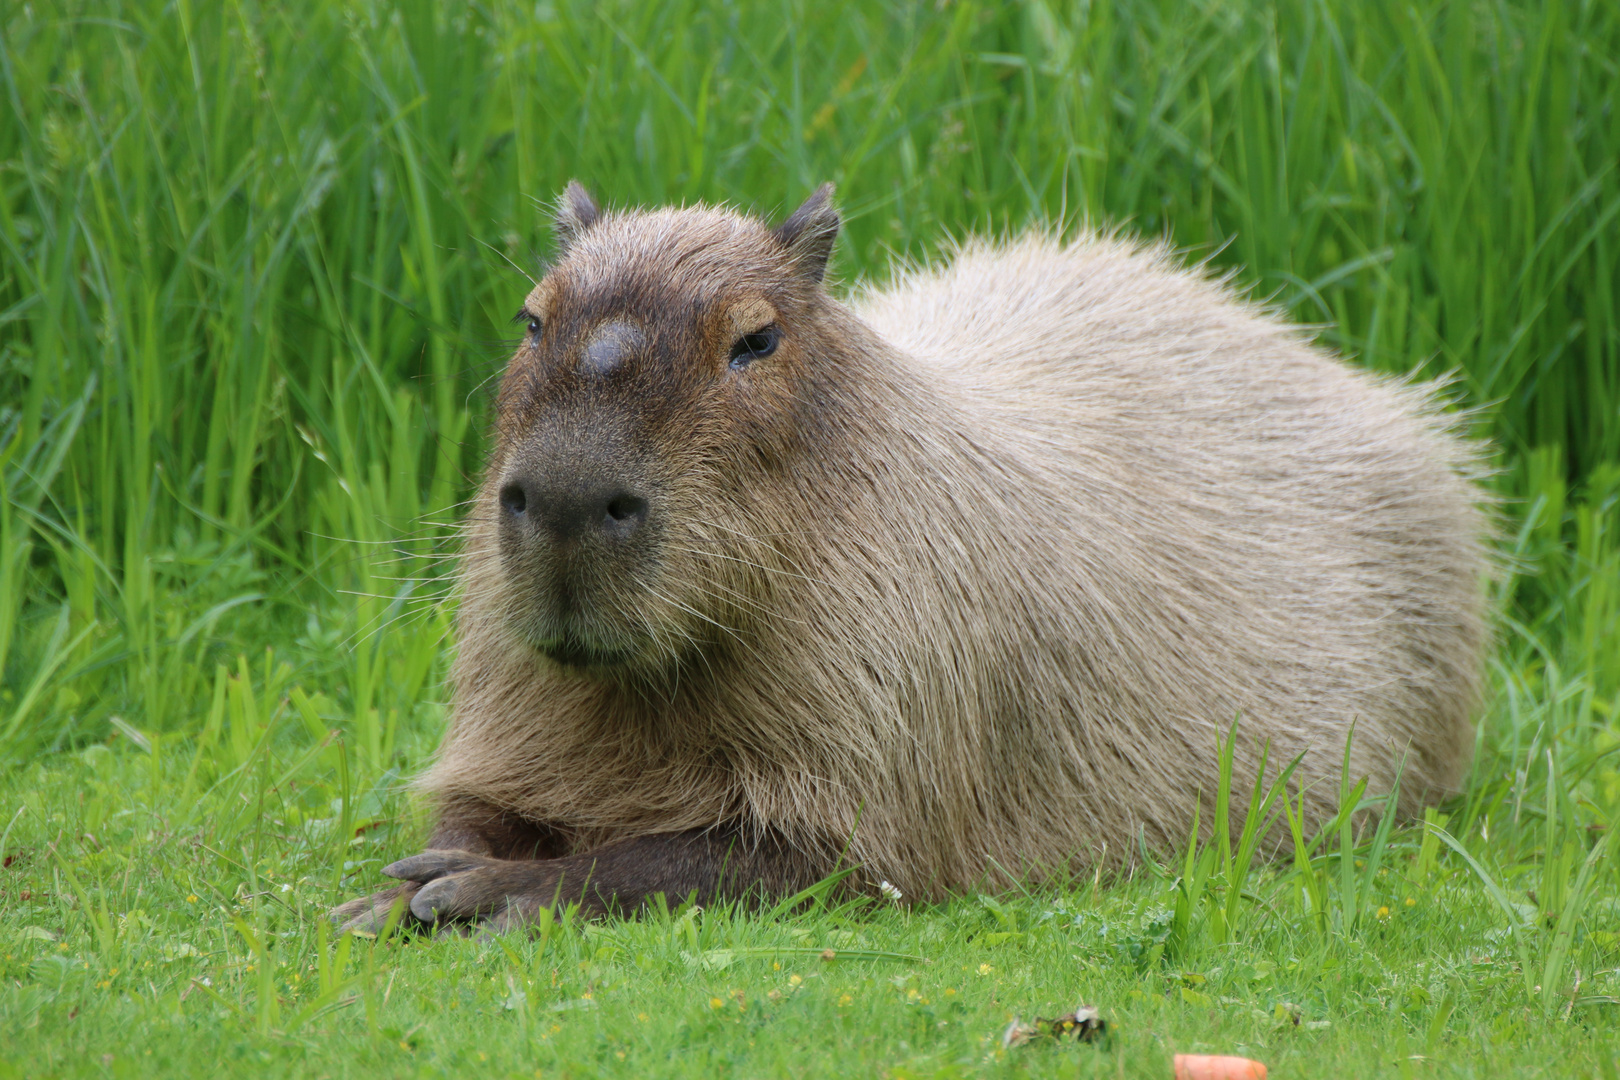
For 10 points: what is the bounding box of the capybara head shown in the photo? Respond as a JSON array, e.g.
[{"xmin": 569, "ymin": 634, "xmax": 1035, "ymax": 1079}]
[{"xmin": 485, "ymin": 183, "xmax": 847, "ymax": 674}]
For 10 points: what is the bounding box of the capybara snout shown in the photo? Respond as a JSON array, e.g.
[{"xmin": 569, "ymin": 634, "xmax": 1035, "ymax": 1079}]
[
  {"xmin": 492, "ymin": 437, "xmax": 664, "ymax": 670},
  {"xmin": 496, "ymin": 434, "xmax": 654, "ymax": 548}
]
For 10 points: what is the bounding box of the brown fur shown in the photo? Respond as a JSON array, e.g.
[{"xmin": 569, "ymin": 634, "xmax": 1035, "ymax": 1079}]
[{"xmin": 338, "ymin": 184, "xmax": 1490, "ymax": 927}]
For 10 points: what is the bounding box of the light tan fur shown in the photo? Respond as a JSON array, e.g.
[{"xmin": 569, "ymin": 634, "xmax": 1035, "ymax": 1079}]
[{"xmin": 426, "ymin": 204, "xmax": 1490, "ymax": 901}]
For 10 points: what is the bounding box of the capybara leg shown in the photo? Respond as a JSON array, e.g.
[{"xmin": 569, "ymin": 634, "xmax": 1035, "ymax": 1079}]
[
  {"xmin": 386, "ymin": 827, "xmax": 829, "ymax": 930},
  {"xmin": 426, "ymin": 794, "xmax": 570, "ymax": 861}
]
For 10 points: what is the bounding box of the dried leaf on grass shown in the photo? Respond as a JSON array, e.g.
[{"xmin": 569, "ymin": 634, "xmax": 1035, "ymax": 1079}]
[{"xmin": 1000, "ymin": 1003, "xmax": 1107, "ymax": 1048}]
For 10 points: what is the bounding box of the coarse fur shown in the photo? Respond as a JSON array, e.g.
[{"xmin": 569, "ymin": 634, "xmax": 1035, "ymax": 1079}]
[{"xmin": 364, "ymin": 187, "xmax": 1490, "ymax": 917}]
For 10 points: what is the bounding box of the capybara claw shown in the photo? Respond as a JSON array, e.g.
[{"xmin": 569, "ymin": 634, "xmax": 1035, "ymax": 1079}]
[
  {"xmin": 330, "ymin": 882, "xmax": 422, "ymax": 934},
  {"xmin": 409, "ymin": 876, "xmax": 461, "ymax": 922},
  {"xmin": 337, "ymin": 908, "xmax": 388, "ymax": 935},
  {"xmin": 382, "ymin": 849, "xmax": 492, "ymax": 884}
]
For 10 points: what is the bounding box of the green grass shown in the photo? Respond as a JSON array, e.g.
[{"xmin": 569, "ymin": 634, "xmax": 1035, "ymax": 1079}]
[{"xmin": 2, "ymin": 0, "xmax": 1619, "ymax": 1075}]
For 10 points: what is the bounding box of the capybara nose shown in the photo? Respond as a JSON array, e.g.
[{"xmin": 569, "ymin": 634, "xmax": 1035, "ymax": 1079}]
[{"xmin": 499, "ymin": 475, "xmax": 648, "ymax": 544}]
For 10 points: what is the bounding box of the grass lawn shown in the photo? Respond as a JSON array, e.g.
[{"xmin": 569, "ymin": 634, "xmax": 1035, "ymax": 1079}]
[{"xmin": 3, "ymin": 0, "xmax": 1619, "ymax": 1075}]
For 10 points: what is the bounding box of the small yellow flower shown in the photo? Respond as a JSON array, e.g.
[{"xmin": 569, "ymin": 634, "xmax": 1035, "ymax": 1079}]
[
  {"xmin": 185, "ymin": 895, "xmax": 197, "ymax": 903},
  {"xmin": 944, "ymin": 987, "xmax": 957, "ymax": 997},
  {"xmin": 1376, "ymin": 905, "xmax": 1391, "ymax": 921},
  {"xmin": 788, "ymin": 974, "xmax": 803, "ymax": 987},
  {"xmin": 773, "ymin": 961, "xmax": 781, "ymax": 971},
  {"xmin": 1404, "ymin": 896, "xmax": 1417, "ymax": 907},
  {"xmin": 477, "ymin": 1053, "xmax": 487, "ymax": 1062},
  {"xmin": 709, "ymin": 997, "xmax": 725, "ymax": 1010},
  {"xmin": 977, "ymin": 963, "xmax": 993, "ymax": 975},
  {"xmin": 636, "ymin": 1012, "xmax": 649, "ymax": 1022},
  {"xmin": 838, "ymin": 993, "xmax": 853, "ymax": 1006}
]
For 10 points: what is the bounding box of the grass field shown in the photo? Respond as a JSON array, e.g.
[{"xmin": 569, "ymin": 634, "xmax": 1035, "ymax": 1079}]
[{"xmin": 3, "ymin": 0, "xmax": 1619, "ymax": 1075}]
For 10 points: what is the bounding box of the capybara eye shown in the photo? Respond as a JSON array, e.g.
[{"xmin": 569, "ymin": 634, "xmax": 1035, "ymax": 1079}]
[
  {"xmin": 729, "ymin": 326, "xmax": 780, "ymax": 368},
  {"xmin": 512, "ymin": 308, "xmax": 542, "ymax": 338}
]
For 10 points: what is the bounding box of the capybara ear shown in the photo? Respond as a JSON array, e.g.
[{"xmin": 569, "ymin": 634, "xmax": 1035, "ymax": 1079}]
[
  {"xmin": 773, "ymin": 183, "xmax": 840, "ymax": 284},
  {"xmin": 553, "ymin": 180, "xmax": 602, "ymax": 252}
]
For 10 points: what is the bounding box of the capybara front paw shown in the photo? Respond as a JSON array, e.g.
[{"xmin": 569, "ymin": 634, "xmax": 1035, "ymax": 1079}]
[
  {"xmin": 382, "ymin": 849, "xmax": 558, "ymax": 927},
  {"xmin": 329, "ymin": 882, "xmax": 423, "ymax": 935}
]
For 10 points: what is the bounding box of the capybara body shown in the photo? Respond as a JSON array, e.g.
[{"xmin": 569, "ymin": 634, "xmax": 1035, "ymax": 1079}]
[{"xmin": 335, "ymin": 186, "xmax": 1488, "ymax": 930}]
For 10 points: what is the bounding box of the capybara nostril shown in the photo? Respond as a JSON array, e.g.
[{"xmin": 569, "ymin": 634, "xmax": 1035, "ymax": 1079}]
[
  {"xmin": 499, "ymin": 482, "xmax": 528, "ymax": 517},
  {"xmin": 605, "ymin": 493, "xmax": 648, "ymax": 527}
]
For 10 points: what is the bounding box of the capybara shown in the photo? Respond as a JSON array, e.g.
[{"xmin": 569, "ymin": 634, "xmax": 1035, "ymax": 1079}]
[{"xmin": 333, "ymin": 184, "xmax": 1488, "ymax": 932}]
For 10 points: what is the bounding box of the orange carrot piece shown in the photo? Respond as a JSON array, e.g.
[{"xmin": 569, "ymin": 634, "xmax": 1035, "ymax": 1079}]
[{"xmin": 1173, "ymin": 1054, "xmax": 1268, "ymax": 1080}]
